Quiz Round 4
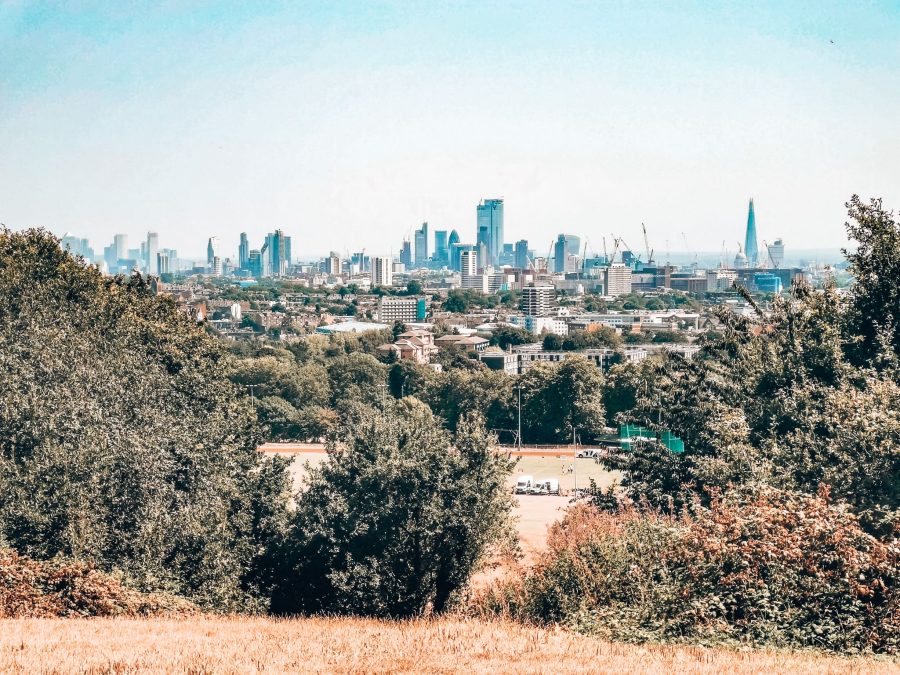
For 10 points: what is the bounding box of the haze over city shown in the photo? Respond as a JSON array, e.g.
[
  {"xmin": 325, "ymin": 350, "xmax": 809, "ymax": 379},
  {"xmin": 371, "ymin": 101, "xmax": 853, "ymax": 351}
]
[{"xmin": 2, "ymin": 2, "xmax": 899, "ymax": 258}]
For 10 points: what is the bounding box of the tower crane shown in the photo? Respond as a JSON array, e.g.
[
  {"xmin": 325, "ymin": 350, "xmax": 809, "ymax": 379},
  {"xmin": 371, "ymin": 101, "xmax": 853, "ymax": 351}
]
[{"xmin": 642, "ymin": 223, "xmax": 654, "ymax": 264}]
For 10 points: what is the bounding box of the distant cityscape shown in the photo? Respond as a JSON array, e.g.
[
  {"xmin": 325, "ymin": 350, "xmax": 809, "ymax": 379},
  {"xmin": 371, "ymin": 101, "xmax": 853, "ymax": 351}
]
[{"xmin": 57, "ymin": 196, "xmax": 837, "ymax": 302}]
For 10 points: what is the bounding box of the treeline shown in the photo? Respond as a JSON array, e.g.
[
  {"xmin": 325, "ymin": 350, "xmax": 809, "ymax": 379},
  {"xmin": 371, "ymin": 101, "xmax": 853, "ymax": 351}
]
[{"xmin": 0, "ymin": 229, "xmax": 512, "ymax": 617}]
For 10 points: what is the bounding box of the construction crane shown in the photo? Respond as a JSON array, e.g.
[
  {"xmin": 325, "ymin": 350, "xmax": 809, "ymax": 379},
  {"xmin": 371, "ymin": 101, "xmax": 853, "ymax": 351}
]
[
  {"xmin": 682, "ymin": 232, "xmax": 698, "ymax": 267},
  {"xmin": 609, "ymin": 236, "xmax": 621, "ymax": 263},
  {"xmin": 642, "ymin": 223, "xmax": 654, "ymax": 264},
  {"xmin": 602, "ymin": 236, "xmax": 608, "ymax": 261}
]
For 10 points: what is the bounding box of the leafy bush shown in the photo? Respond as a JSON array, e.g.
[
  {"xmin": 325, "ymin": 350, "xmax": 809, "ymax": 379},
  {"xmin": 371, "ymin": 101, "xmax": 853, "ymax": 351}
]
[
  {"xmin": 478, "ymin": 489, "xmax": 898, "ymax": 653},
  {"xmin": 0, "ymin": 229, "xmax": 291, "ymax": 610},
  {"xmin": 0, "ymin": 548, "xmax": 195, "ymax": 618},
  {"xmin": 270, "ymin": 400, "xmax": 515, "ymax": 617}
]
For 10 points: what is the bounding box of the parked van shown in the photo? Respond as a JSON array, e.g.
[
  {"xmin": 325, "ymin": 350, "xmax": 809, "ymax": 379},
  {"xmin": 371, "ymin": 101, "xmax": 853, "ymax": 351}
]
[
  {"xmin": 514, "ymin": 475, "xmax": 534, "ymax": 494},
  {"xmin": 532, "ymin": 478, "xmax": 560, "ymax": 495}
]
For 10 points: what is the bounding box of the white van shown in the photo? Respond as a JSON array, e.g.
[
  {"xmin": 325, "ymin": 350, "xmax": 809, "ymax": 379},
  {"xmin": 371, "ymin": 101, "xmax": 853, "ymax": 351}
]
[
  {"xmin": 532, "ymin": 478, "xmax": 560, "ymax": 496},
  {"xmin": 514, "ymin": 475, "xmax": 534, "ymax": 494}
]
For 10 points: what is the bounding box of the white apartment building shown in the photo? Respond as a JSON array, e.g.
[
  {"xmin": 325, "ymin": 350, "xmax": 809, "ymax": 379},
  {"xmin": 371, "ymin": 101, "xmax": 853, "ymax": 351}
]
[
  {"xmin": 372, "ymin": 256, "xmax": 393, "ymax": 287},
  {"xmin": 606, "ymin": 263, "xmax": 633, "ymax": 297}
]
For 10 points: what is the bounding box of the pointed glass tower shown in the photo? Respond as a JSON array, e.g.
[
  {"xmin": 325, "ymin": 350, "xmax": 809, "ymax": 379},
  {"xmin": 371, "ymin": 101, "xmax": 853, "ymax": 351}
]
[{"xmin": 744, "ymin": 199, "xmax": 759, "ymax": 267}]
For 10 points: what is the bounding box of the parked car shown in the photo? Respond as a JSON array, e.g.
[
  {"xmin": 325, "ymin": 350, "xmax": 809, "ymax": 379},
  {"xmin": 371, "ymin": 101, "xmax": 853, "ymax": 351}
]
[{"xmin": 532, "ymin": 478, "xmax": 560, "ymax": 496}]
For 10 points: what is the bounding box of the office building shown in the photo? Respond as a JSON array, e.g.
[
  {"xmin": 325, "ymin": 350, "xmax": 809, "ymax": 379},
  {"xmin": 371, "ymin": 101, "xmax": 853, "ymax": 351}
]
[
  {"xmin": 476, "ymin": 198, "xmax": 504, "ymax": 266},
  {"xmin": 553, "ymin": 234, "xmax": 568, "ymax": 273},
  {"xmin": 206, "ymin": 237, "xmax": 219, "ymax": 269},
  {"xmin": 451, "ymin": 243, "xmax": 476, "ymax": 273},
  {"xmin": 378, "ymin": 296, "xmax": 427, "ymax": 323},
  {"xmin": 434, "ymin": 230, "xmax": 449, "ymax": 266},
  {"xmin": 263, "ymin": 230, "xmax": 287, "ymax": 277},
  {"xmin": 767, "ymin": 238, "xmax": 785, "ymax": 268},
  {"xmin": 400, "ymin": 239, "xmax": 412, "ymax": 268},
  {"xmin": 522, "ymin": 284, "xmax": 554, "ymax": 316},
  {"xmin": 145, "ymin": 232, "xmax": 159, "ymax": 275},
  {"xmin": 239, "ymin": 233, "xmax": 249, "ymax": 270},
  {"xmin": 61, "ymin": 234, "xmax": 94, "ymax": 261},
  {"xmin": 459, "ymin": 249, "xmax": 477, "ymax": 278},
  {"xmin": 113, "ymin": 234, "xmax": 128, "ymax": 262},
  {"xmin": 563, "ymin": 234, "xmax": 581, "ymax": 256},
  {"xmin": 414, "ymin": 222, "xmax": 429, "ymax": 267},
  {"xmin": 284, "ymin": 236, "xmax": 292, "ymax": 266},
  {"xmin": 744, "ymin": 198, "xmax": 759, "ymax": 267},
  {"xmin": 248, "ymin": 250, "xmax": 262, "ymax": 278},
  {"xmin": 373, "ymin": 256, "xmax": 393, "ymax": 287},
  {"xmin": 212, "ymin": 256, "xmax": 222, "ymax": 277},
  {"xmin": 514, "ymin": 239, "xmax": 530, "ymax": 270},
  {"xmin": 351, "ymin": 251, "xmax": 370, "ymax": 273}
]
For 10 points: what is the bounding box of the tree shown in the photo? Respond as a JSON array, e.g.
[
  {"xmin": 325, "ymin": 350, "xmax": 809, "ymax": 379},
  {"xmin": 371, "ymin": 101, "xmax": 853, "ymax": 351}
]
[
  {"xmin": 543, "ymin": 333, "xmax": 563, "ymax": 350},
  {"xmin": 406, "ymin": 279, "xmax": 423, "ymax": 296},
  {"xmin": 444, "ymin": 290, "xmax": 468, "ymax": 313},
  {"xmin": 270, "ymin": 401, "xmax": 515, "ymax": 617},
  {"xmin": 521, "ymin": 358, "xmax": 607, "ymax": 444},
  {"xmin": 0, "ymin": 229, "xmax": 291, "ymax": 610},
  {"xmin": 489, "ymin": 325, "xmax": 534, "ymax": 350},
  {"xmin": 844, "ymin": 195, "xmax": 900, "ymax": 369}
]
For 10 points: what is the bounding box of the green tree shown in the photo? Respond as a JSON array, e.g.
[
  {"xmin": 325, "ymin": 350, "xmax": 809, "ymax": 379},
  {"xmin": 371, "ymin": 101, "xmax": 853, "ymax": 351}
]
[
  {"xmin": 406, "ymin": 279, "xmax": 423, "ymax": 296},
  {"xmin": 489, "ymin": 325, "xmax": 534, "ymax": 350},
  {"xmin": 270, "ymin": 401, "xmax": 515, "ymax": 616},
  {"xmin": 0, "ymin": 229, "xmax": 291, "ymax": 610}
]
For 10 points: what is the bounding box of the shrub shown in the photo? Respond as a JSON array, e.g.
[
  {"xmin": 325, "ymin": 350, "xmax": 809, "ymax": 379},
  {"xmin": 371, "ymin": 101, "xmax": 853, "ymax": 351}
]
[
  {"xmin": 270, "ymin": 400, "xmax": 515, "ymax": 617},
  {"xmin": 0, "ymin": 548, "xmax": 195, "ymax": 618},
  {"xmin": 479, "ymin": 488, "xmax": 898, "ymax": 654}
]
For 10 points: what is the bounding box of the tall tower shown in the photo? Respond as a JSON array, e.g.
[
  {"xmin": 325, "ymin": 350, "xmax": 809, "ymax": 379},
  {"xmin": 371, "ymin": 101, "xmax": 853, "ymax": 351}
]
[
  {"xmin": 146, "ymin": 232, "xmax": 159, "ymax": 275},
  {"xmin": 476, "ymin": 198, "xmax": 504, "ymax": 266},
  {"xmin": 744, "ymin": 199, "xmax": 759, "ymax": 267},
  {"xmin": 414, "ymin": 222, "xmax": 429, "ymax": 267},
  {"xmin": 238, "ymin": 233, "xmax": 249, "ymax": 270}
]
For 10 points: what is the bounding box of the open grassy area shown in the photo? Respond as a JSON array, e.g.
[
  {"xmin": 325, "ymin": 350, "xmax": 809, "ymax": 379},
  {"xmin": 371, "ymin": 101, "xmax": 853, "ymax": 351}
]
[{"xmin": 0, "ymin": 616, "xmax": 893, "ymax": 674}]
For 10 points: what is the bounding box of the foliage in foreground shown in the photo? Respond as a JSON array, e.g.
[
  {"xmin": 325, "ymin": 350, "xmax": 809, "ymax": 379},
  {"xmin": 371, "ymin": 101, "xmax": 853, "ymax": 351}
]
[
  {"xmin": 476, "ymin": 489, "xmax": 898, "ymax": 654},
  {"xmin": 0, "ymin": 229, "xmax": 292, "ymax": 610},
  {"xmin": 0, "ymin": 548, "xmax": 195, "ymax": 618},
  {"xmin": 270, "ymin": 400, "xmax": 515, "ymax": 617}
]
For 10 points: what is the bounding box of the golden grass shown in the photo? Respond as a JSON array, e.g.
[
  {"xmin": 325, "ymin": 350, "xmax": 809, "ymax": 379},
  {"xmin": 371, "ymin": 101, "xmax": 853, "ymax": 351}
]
[{"xmin": 0, "ymin": 616, "xmax": 896, "ymax": 674}]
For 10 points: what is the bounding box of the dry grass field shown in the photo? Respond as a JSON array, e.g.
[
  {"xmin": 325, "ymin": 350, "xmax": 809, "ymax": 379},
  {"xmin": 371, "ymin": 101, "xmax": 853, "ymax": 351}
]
[{"xmin": 1, "ymin": 616, "xmax": 895, "ymax": 674}]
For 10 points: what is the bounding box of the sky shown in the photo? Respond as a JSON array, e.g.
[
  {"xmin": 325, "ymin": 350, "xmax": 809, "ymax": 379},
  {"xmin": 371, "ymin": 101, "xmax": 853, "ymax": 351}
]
[{"xmin": 2, "ymin": 1, "xmax": 899, "ymax": 261}]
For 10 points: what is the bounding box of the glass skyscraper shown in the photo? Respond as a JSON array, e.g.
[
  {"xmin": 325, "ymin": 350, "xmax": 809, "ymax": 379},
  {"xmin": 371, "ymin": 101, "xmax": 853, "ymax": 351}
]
[
  {"xmin": 744, "ymin": 199, "xmax": 759, "ymax": 267},
  {"xmin": 476, "ymin": 198, "xmax": 504, "ymax": 266}
]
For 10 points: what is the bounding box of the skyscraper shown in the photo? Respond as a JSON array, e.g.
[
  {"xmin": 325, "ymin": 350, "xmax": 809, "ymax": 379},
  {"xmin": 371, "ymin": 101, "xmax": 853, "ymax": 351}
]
[
  {"xmin": 476, "ymin": 198, "xmax": 504, "ymax": 266},
  {"xmin": 414, "ymin": 222, "xmax": 429, "ymax": 267},
  {"xmin": 146, "ymin": 232, "xmax": 159, "ymax": 275},
  {"xmin": 554, "ymin": 234, "xmax": 568, "ymax": 273},
  {"xmin": 515, "ymin": 239, "xmax": 530, "ymax": 270},
  {"xmin": 284, "ymin": 235, "xmax": 292, "ymax": 266},
  {"xmin": 113, "ymin": 234, "xmax": 128, "ymax": 262},
  {"xmin": 207, "ymin": 237, "xmax": 219, "ymax": 269},
  {"xmin": 400, "ymin": 239, "xmax": 412, "ymax": 268},
  {"xmin": 744, "ymin": 199, "xmax": 759, "ymax": 267},
  {"xmin": 248, "ymin": 250, "xmax": 262, "ymax": 278},
  {"xmin": 434, "ymin": 230, "xmax": 449, "ymax": 266},
  {"xmin": 264, "ymin": 230, "xmax": 286, "ymax": 276},
  {"xmin": 238, "ymin": 233, "xmax": 249, "ymax": 270},
  {"xmin": 459, "ymin": 249, "xmax": 477, "ymax": 279}
]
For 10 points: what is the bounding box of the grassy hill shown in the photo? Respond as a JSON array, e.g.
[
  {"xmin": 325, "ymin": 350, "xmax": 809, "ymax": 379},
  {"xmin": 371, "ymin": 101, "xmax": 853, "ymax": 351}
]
[{"xmin": 1, "ymin": 616, "xmax": 895, "ymax": 674}]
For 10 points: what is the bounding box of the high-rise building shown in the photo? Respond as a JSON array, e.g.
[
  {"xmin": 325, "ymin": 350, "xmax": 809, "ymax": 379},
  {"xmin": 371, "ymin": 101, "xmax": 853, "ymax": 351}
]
[
  {"xmin": 248, "ymin": 250, "xmax": 262, "ymax": 278},
  {"xmin": 213, "ymin": 256, "xmax": 222, "ymax": 277},
  {"xmin": 61, "ymin": 234, "xmax": 94, "ymax": 261},
  {"xmin": 515, "ymin": 239, "xmax": 530, "ymax": 270},
  {"xmin": 264, "ymin": 230, "xmax": 287, "ymax": 277},
  {"xmin": 434, "ymin": 230, "xmax": 449, "ymax": 266},
  {"xmin": 325, "ymin": 252, "xmax": 341, "ymax": 275},
  {"xmin": 239, "ymin": 233, "xmax": 249, "ymax": 270},
  {"xmin": 207, "ymin": 237, "xmax": 219, "ymax": 269},
  {"xmin": 146, "ymin": 232, "xmax": 159, "ymax": 275},
  {"xmin": 522, "ymin": 285, "xmax": 554, "ymax": 317},
  {"xmin": 414, "ymin": 222, "xmax": 429, "ymax": 267},
  {"xmin": 351, "ymin": 251, "xmax": 370, "ymax": 272},
  {"xmin": 447, "ymin": 229, "xmax": 460, "ymax": 267},
  {"xmin": 400, "ymin": 239, "xmax": 412, "ymax": 268},
  {"xmin": 476, "ymin": 198, "xmax": 504, "ymax": 266},
  {"xmin": 451, "ymin": 243, "xmax": 476, "ymax": 273},
  {"xmin": 460, "ymin": 249, "xmax": 477, "ymax": 277},
  {"xmin": 563, "ymin": 234, "xmax": 581, "ymax": 256},
  {"xmin": 113, "ymin": 234, "xmax": 128, "ymax": 262},
  {"xmin": 767, "ymin": 238, "xmax": 785, "ymax": 268},
  {"xmin": 284, "ymin": 236, "xmax": 292, "ymax": 266},
  {"xmin": 554, "ymin": 234, "xmax": 568, "ymax": 273},
  {"xmin": 606, "ymin": 263, "xmax": 633, "ymax": 297},
  {"xmin": 373, "ymin": 256, "xmax": 393, "ymax": 287},
  {"xmin": 744, "ymin": 199, "xmax": 759, "ymax": 267}
]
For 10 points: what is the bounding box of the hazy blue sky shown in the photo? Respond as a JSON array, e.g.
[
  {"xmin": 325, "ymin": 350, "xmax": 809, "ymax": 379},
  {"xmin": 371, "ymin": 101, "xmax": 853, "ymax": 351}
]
[{"xmin": 2, "ymin": 1, "xmax": 898, "ymax": 259}]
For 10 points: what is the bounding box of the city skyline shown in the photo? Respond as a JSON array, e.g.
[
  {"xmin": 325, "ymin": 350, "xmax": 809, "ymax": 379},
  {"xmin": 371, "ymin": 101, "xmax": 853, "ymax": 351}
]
[{"xmin": 3, "ymin": 3, "xmax": 899, "ymax": 254}]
